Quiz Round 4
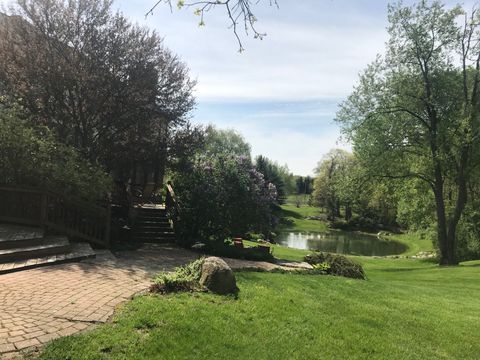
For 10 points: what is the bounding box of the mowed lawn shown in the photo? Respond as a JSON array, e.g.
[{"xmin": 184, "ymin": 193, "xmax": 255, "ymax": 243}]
[
  {"xmin": 38, "ymin": 254, "xmax": 480, "ymax": 360},
  {"xmin": 278, "ymin": 204, "xmax": 329, "ymax": 232}
]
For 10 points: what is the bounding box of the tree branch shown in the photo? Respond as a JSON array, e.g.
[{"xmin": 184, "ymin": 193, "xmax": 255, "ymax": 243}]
[{"xmin": 146, "ymin": 0, "xmax": 279, "ymax": 51}]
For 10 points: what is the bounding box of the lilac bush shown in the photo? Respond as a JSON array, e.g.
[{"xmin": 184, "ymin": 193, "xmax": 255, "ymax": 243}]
[{"xmin": 173, "ymin": 155, "xmax": 278, "ymax": 245}]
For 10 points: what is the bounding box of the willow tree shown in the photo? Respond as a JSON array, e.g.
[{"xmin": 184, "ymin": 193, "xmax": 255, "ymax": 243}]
[{"xmin": 337, "ymin": 1, "xmax": 480, "ymax": 265}]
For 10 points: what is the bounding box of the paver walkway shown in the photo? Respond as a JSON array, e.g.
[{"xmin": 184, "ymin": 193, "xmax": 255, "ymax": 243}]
[{"xmin": 0, "ymin": 244, "xmax": 198, "ymax": 358}]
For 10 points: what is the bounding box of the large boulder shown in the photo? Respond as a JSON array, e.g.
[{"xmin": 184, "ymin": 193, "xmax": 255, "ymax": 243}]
[{"xmin": 199, "ymin": 257, "xmax": 238, "ymax": 295}]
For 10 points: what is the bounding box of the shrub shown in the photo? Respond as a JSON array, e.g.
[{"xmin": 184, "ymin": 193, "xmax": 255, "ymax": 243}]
[
  {"xmin": 331, "ymin": 215, "xmax": 379, "ymax": 233},
  {"xmin": 150, "ymin": 258, "xmax": 205, "ymax": 294},
  {"xmin": 173, "ymin": 155, "xmax": 278, "ymax": 246},
  {"xmin": 0, "ymin": 109, "xmax": 112, "ymax": 202},
  {"xmin": 198, "ymin": 241, "xmax": 274, "ymax": 262},
  {"xmin": 304, "ymin": 252, "xmax": 366, "ymax": 279},
  {"xmin": 456, "ymin": 207, "xmax": 480, "ymax": 261}
]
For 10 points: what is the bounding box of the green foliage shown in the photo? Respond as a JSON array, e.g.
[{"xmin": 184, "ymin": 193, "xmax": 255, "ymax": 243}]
[
  {"xmin": 312, "ymin": 149, "xmax": 352, "ymax": 220},
  {"xmin": 304, "ymin": 252, "xmax": 366, "ymax": 279},
  {"xmin": 199, "ymin": 240, "xmax": 274, "ymax": 262},
  {"xmin": 295, "ymin": 175, "xmax": 313, "ymax": 195},
  {"xmin": 331, "ymin": 215, "xmax": 379, "ymax": 233},
  {"xmin": 1, "ymin": 1, "xmax": 195, "ymax": 189},
  {"xmin": 456, "ymin": 207, "xmax": 480, "ymax": 261},
  {"xmin": 0, "ymin": 109, "xmax": 112, "ymax": 201},
  {"xmin": 311, "ymin": 261, "xmax": 330, "ymax": 272},
  {"xmin": 313, "ymin": 149, "xmax": 398, "ymax": 226},
  {"xmin": 173, "ymin": 155, "xmax": 278, "ymax": 246},
  {"xmin": 203, "ymin": 125, "xmax": 251, "ymax": 158},
  {"xmin": 255, "ymin": 155, "xmax": 293, "ymax": 202},
  {"xmin": 396, "ymin": 179, "xmax": 436, "ymax": 231},
  {"xmin": 150, "ymin": 258, "xmax": 205, "ymax": 294},
  {"xmin": 336, "ymin": 1, "xmax": 480, "ymax": 263}
]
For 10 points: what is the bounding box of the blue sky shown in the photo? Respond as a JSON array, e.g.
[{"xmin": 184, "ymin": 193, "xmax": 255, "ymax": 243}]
[
  {"xmin": 1, "ymin": 0, "xmax": 469, "ymax": 174},
  {"xmin": 112, "ymin": 0, "xmax": 397, "ymax": 175}
]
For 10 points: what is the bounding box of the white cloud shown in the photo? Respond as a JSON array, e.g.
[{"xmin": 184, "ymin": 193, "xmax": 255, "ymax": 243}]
[{"xmin": 115, "ymin": 0, "xmax": 389, "ymax": 102}]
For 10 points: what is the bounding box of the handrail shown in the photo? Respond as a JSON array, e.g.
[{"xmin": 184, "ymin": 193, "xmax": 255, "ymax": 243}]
[
  {"xmin": 165, "ymin": 182, "xmax": 181, "ymax": 218},
  {"xmin": 0, "ymin": 186, "xmax": 111, "ymax": 247},
  {"xmin": 165, "ymin": 182, "xmax": 181, "ymax": 239}
]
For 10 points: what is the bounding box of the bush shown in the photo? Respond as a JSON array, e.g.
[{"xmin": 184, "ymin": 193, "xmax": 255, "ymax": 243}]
[
  {"xmin": 0, "ymin": 109, "xmax": 112, "ymax": 202},
  {"xmin": 173, "ymin": 155, "xmax": 278, "ymax": 246},
  {"xmin": 331, "ymin": 215, "xmax": 379, "ymax": 233},
  {"xmin": 456, "ymin": 207, "xmax": 480, "ymax": 261},
  {"xmin": 198, "ymin": 241, "xmax": 274, "ymax": 262},
  {"xmin": 150, "ymin": 258, "xmax": 205, "ymax": 294},
  {"xmin": 304, "ymin": 252, "xmax": 366, "ymax": 279}
]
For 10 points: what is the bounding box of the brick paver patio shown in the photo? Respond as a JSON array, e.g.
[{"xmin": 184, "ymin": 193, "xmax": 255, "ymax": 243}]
[{"xmin": 0, "ymin": 244, "xmax": 198, "ymax": 358}]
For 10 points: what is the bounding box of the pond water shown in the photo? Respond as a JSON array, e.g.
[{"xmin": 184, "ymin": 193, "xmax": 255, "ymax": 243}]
[{"xmin": 276, "ymin": 231, "xmax": 407, "ymax": 256}]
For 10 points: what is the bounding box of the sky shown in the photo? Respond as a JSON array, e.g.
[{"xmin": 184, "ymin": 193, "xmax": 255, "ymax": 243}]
[
  {"xmin": 114, "ymin": 0, "xmax": 391, "ymax": 175},
  {"xmin": 1, "ymin": 0, "xmax": 469, "ymax": 175}
]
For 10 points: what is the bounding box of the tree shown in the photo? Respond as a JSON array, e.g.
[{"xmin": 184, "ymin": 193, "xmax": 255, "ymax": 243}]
[
  {"xmin": 0, "ymin": 107, "xmax": 111, "ymax": 202},
  {"xmin": 203, "ymin": 125, "xmax": 251, "ymax": 158},
  {"xmin": 312, "ymin": 149, "xmax": 353, "ymax": 220},
  {"xmin": 295, "ymin": 176, "xmax": 313, "ymax": 195},
  {"xmin": 254, "ymin": 155, "xmax": 288, "ymax": 203},
  {"xmin": 0, "ymin": 0, "xmax": 195, "ymax": 193},
  {"xmin": 147, "ymin": 0, "xmax": 279, "ymax": 51},
  {"xmin": 336, "ymin": 1, "xmax": 480, "ymax": 265}
]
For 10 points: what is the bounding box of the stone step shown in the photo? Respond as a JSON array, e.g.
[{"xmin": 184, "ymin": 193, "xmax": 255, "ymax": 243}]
[
  {"xmin": 134, "ymin": 231, "xmax": 173, "ymax": 237},
  {"xmin": 134, "ymin": 225, "xmax": 172, "ymax": 231},
  {"xmin": 135, "ymin": 219, "xmax": 170, "ymax": 224},
  {"xmin": 137, "ymin": 216, "xmax": 168, "ymax": 221},
  {"xmin": 137, "ymin": 208, "xmax": 167, "ymax": 215},
  {"xmin": 0, "ymin": 234, "xmax": 46, "ymax": 250},
  {"xmin": 0, "ymin": 242, "xmax": 96, "ymax": 274},
  {"xmin": 0, "ymin": 236, "xmax": 71, "ymax": 263},
  {"xmin": 133, "ymin": 234, "xmax": 175, "ymax": 243},
  {"xmin": 0, "ymin": 224, "xmax": 44, "ymax": 249}
]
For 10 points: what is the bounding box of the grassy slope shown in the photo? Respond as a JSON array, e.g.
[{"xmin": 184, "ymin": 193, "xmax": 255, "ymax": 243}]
[
  {"xmin": 278, "ymin": 204, "xmax": 328, "ymax": 232},
  {"xmin": 38, "ymin": 256, "xmax": 480, "ymax": 360}
]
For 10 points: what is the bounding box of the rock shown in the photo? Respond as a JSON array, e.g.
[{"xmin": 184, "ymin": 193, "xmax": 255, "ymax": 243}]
[
  {"xmin": 191, "ymin": 242, "xmax": 206, "ymax": 250},
  {"xmin": 200, "ymin": 257, "xmax": 238, "ymax": 295}
]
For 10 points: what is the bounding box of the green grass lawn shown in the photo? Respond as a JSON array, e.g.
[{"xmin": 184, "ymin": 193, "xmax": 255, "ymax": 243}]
[
  {"xmin": 38, "ymin": 253, "xmax": 480, "ymax": 360},
  {"xmin": 278, "ymin": 204, "xmax": 329, "ymax": 232},
  {"xmin": 36, "ymin": 206, "xmax": 469, "ymax": 360}
]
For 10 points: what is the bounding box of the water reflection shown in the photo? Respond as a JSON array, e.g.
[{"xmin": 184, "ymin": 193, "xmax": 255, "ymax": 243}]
[{"xmin": 276, "ymin": 231, "xmax": 407, "ymax": 256}]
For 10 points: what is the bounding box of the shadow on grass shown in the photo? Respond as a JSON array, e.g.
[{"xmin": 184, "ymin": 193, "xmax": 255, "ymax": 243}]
[
  {"xmin": 460, "ymin": 262, "xmax": 480, "ymax": 268},
  {"xmin": 278, "ymin": 208, "xmax": 303, "ymax": 219},
  {"xmin": 379, "ymin": 267, "xmax": 433, "ymax": 273}
]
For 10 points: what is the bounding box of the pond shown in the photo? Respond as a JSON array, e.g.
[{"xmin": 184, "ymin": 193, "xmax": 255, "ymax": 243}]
[{"xmin": 276, "ymin": 231, "xmax": 407, "ymax": 256}]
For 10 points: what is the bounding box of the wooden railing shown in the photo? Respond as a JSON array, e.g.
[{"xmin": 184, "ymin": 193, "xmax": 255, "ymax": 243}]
[
  {"xmin": 165, "ymin": 182, "xmax": 180, "ymax": 227},
  {"xmin": 0, "ymin": 187, "xmax": 111, "ymax": 247}
]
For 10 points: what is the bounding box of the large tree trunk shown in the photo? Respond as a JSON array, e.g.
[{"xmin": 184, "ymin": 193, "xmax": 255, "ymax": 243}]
[
  {"xmin": 443, "ymin": 149, "xmax": 469, "ymax": 265},
  {"xmin": 434, "ymin": 188, "xmax": 450, "ymax": 264},
  {"xmin": 433, "ymin": 165, "xmax": 453, "ymax": 265},
  {"xmin": 434, "ymin": 165, "xmax": 467, "ymax": 266},
  {"xmin": 345, "ymin": 203, "xmax": 352, "ymax": 221}
]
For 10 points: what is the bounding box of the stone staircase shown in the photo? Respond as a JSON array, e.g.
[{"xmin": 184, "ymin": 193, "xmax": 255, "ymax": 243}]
[
  {"xmin": 132, "ymin": 207, "xmax": 175, "ymax": 243},
  {"xmin": 0, "ymin": 223, "xmax": 95, "ymax": 274}
]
